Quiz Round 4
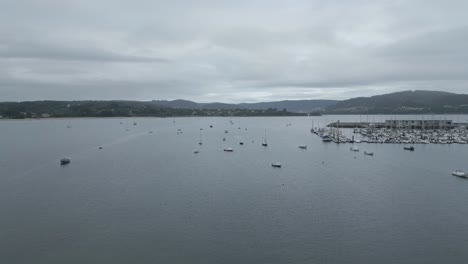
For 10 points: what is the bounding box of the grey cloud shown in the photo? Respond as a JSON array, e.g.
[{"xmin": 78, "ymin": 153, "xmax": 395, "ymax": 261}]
[
  {"xmin": 0, "ymin": 38, "xmax": 169, "ymax": 63},
  {"xmin": 1, "ymin": 0, "xmax": 468, "ymax": 102}
]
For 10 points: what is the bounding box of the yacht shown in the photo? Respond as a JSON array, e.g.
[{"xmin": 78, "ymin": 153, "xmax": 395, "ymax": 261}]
[{"xmin": 452, "ymin": 170, "xmax": 467, "ymax": 178}]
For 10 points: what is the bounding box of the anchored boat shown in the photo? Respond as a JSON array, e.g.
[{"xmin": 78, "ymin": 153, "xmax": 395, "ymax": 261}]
[
  {"xmin": 452, "ymin": 170, "xmax": 467, "ymax": 178},
  {"xmin": 60, "ymin": 158, "xmax": 71, "ymax": 165},
  {"xmin": 350, "ymin": 145, "xmax": 359, "ymax": 152},
  {"xmin": 271, "ymin": 163, "xmax": 282, "ymax": 168}
]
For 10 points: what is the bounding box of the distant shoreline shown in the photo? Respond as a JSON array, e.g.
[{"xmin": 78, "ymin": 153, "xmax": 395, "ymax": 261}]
[{"xmin": 2, "ymin": 113, "xmax": 468, "ymax": 121}]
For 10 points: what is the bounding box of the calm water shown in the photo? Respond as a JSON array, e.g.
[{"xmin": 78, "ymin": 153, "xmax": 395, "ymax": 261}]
[{"xmin": 1, "ymin": 116, "xmax": 468, "ymax": 264}]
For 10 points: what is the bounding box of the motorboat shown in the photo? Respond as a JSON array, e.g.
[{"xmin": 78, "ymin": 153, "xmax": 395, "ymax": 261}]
[
  {"xmin": 404, "ymin": 146, "xmax": 415, "ymax": 151},
  {"xmin": 350, "ymin": 145, "xmax": 359, "ymax": 152},
  {"xmin": 271, "ymin": 163, "xmax": 282, "ymax": 168},
  {"xmin": 364, "ymin": 151, "xmax": 374, "ymax": 156},
  {"xmin": 452, "ymin": 170, "xmax": 467, "ymax": 178},
  {"xmin": 224, "ymin": 148, "xmax": 233, "ymax": 152},
  {"xmin": 60, "ymin": 158, "xmax": 71, "ymax": 165}
]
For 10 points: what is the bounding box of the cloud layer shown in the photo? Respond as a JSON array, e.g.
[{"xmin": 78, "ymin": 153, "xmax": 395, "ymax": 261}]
[{"xmin": 1, "ymin": 0, "xmax": 468, "ymax": 102}]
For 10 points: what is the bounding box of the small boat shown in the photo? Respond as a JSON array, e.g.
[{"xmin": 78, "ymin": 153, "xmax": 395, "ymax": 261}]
[
  {"xmin": 452, "ymin": 170, "xmax": 467, "ymax": 178},
  {"xmin": 222, "ymin": 137, "xmax": 226, "ymax": 141},
  {"xmin": 298, "ymin": 145, "xmax": 307, "ymax": 149},
  {"xmin": 271, "ymin": 163, "xmax": 282, "ymax": 168},
  {"xmin": 224, "ymin": 148, "xmax": 233, "ymax": 152},
  {"xmin": 350, "ymin": 146, "xmax": 359, "ymax": 152},
  {"xmin": 364, "ymin": 151, "xmax": 374, "ymax": 156},
  {"xmin": 98, "ymin": 146, "xmax": 103, "ymax": 149},
  {"xmin": 225, "ymin": 130, "xmax": 229, "ymax": 134},
  {"xmin": 148, "ymin": 131, "xmax": 153, "ymax": 134},
  {"xmin": 194, "ymin": 150, "xmax": 199, "ymax": 154},
  {"xmin": 262, "ymin": 130, "xmax": 269, "ymax": 147},
  {"xmin": 60, "ymin": 158, "xmax": 71, "ymax": 165},
  {"xmin": 404, "ymin": 146, "xmax": 415, "ymax": 151},
  {"xmin": 239, "ymin": 142, "xmax": 244, "ymax": 145},
  {"xmin": 209, "ymin": 125, "xmax": 213, "ymax": 128},
  {"xmin": 133, "ymin": 122, "xmax": 137, "ymax": 126}
]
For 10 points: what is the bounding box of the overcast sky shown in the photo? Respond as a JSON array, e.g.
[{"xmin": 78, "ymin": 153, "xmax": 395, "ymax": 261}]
[{"xmin": 1, "ymin": 0, "xmax": 468, "ymax": 102}]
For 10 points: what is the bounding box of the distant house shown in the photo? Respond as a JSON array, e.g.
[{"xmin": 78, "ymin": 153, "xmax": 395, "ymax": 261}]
[{"xmin": 41, "ymin": 113, "xmax": 51, "ymax": 118}]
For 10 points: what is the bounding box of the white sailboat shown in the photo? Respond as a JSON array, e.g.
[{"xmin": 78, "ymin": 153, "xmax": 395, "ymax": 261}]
[{"xmin": 262, "ymin": 131, "xmax": 268, "ymax": 147}]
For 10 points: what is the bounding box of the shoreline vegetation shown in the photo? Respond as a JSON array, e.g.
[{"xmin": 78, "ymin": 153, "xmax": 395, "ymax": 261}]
[
  {"xmin": 2, "ymin": 90, "xmax": 468, "ymax": 119},
  {"xmin": 0, "ymin": 101, "xmax": 309, "ymax": 119}
]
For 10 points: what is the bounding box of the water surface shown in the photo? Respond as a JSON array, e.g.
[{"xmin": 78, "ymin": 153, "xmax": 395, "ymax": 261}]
[{"xmin": 1, "ymin": 116, "xmax": 468, "ymax": 263}]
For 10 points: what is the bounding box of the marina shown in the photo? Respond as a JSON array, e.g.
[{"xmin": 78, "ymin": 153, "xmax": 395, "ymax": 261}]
[{"xmin": 312, "ymin": 119, "xmax": 468, "ymax": 144}]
